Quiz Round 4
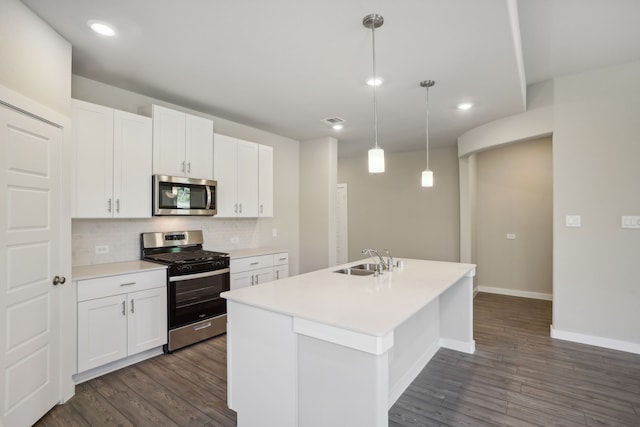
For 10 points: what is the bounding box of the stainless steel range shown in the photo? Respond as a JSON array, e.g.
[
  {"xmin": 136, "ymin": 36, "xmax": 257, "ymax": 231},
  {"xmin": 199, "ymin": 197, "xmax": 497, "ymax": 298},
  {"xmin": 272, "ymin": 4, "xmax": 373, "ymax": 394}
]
[{"xmin": 141, "ymin": 230, "xmax": 229, "ymax": 352}]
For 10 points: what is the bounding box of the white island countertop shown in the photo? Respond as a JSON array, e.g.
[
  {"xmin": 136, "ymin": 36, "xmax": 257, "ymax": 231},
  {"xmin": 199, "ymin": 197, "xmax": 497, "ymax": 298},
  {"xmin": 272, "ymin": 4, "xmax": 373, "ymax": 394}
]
[{"xmin": 221, "ymin": 258, "xmax": 475, "ymax": 338}]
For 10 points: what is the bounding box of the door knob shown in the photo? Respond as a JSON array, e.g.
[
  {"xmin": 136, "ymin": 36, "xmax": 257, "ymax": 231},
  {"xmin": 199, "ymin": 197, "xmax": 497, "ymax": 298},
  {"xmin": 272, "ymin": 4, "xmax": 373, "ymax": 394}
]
[{"xmin": 52, "ymin": 275, "xmax": 66, "ymax": 286}]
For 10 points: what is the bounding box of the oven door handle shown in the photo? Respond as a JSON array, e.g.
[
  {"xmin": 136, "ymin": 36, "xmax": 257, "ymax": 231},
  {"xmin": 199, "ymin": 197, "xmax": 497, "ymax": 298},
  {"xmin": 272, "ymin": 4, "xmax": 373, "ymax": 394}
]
[
  {"xmin": 169, "ymin": 268, "xmax": 230, "ymax": 282},
  {"xmin": 206, "ymin": 185, "xmax": 212, "ymax": 210}
]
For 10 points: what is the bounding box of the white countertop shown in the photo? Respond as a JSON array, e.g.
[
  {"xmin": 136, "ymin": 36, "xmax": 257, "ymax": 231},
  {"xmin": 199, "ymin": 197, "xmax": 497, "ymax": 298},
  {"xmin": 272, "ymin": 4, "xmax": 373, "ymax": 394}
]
[
  {"xmin": 72, "ymin": 260, "xmax": 167, "ymax": 281},
  {"xmin": 222, "ymin": 258, "xmax": 475, "ymax": 337},
  {"xmin": 222, "ymin": 247, "xmax": 288, "ymax": 259}
]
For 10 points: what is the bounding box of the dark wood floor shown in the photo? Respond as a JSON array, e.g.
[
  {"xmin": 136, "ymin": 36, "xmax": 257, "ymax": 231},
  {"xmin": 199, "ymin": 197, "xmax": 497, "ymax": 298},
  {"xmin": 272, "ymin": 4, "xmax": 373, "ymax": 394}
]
[{"xmin": 36, "ymin": 293, "xmax": 640, "ymax": 426}]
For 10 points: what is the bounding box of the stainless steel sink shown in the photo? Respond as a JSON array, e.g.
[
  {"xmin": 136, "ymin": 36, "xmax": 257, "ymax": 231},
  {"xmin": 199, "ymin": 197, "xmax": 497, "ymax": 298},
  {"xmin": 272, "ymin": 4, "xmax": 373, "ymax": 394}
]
[
  {"xmin": 333, "ymin": 267, "xmax": 376, "ymax": 276},
  {"xmin": 350, "ymin": 263, "xmax": 379, "ymax": 272}
]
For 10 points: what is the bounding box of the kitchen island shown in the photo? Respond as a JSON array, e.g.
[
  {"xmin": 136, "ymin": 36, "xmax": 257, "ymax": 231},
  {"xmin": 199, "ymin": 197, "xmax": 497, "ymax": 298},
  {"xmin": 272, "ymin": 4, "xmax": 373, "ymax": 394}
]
[{"xmin": 221, "ymin": 258, "xmax": 476, "ymax": 427}]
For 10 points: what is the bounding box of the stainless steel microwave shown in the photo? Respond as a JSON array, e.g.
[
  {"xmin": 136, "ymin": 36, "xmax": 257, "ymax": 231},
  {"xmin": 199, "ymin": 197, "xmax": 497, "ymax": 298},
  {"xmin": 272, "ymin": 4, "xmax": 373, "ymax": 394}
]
[{"xmin": 153, "ymin": 175, "xmax": 217, "ymax": 216}]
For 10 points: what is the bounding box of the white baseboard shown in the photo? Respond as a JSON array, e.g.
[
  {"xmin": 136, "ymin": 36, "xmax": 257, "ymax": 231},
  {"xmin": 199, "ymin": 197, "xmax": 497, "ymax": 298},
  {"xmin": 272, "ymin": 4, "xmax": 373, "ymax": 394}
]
[
  {"xmin": 440, "ymin": 338, "xmax": 476, "ymax": 355},
  {"xmin": 72, "ymin": 346, "xmax": 164, "ymax": 384},
  {"xmin": 550, "ymin": 326, "xmax": 640, "ymax": 355},
  {"xmin": 477, "ymin": 286, "xmax": 552, "ymax": 301}
]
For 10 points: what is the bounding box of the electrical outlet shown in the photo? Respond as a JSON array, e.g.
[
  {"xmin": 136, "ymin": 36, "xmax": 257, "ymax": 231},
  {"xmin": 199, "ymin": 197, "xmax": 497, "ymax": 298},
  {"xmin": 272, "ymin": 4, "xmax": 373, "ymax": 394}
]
[
  {"xmin": 621, "ymin": 216, "xmax": 640, "ymax": 229},
  {"xmin": 231, "ymin": 237, "xmax": 239, "ymax": 244},
  {"xmin": 95, "ymin": 245, "xmax": 109, "ymax": 255},
  {"xmin": 272, "ymin": 228, "xmax": 278, "ymax": 237},
  {"xmin": 506, "ymin": 234, "xmax": 516, "ymax": 240}
]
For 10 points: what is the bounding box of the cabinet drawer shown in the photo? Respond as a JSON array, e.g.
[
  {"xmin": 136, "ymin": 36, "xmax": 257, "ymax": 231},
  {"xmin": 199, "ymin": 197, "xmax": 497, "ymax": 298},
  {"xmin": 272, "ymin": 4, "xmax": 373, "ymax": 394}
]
[
  {"xmin": 77, "ymin": 269, "xmax": 167, "ymax": 302},
  {"xmin": 230, "ymin": 254, "xmax": 274, "ymax": 272},
  {"xmin": 273, "ymin": 252, "xmax": 289, "ymax": 266}
]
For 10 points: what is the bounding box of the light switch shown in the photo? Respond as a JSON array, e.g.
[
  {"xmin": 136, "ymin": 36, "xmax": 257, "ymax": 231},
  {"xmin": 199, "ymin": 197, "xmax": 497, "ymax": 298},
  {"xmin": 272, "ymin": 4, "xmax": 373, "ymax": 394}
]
[
  {"xmin": 621, "ymin": 216, "xmax": 640, "ymax": 229},
  {"xmin": 566, "ymin": 215, "xmax": 581, "ymax": 228},
  {"xmin": 506, "ymin": 234, "xmax": 516, "ymax": 240}
]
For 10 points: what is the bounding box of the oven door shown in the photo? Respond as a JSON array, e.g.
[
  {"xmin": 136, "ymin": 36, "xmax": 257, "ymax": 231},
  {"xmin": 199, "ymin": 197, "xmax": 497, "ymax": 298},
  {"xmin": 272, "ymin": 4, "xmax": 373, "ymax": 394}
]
[{"xmin": 168, "ymin": 268, "xmax": 230, "ymax": 329}]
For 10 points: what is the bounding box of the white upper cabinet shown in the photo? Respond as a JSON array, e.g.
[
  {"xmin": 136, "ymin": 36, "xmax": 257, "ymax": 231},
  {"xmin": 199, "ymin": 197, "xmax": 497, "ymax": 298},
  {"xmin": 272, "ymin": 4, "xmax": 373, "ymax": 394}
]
[
  {"xmin": 72, "ymin": 99, "xmax": 152, "ymax": 218},
  {"xmin": 214, "ymin": 134, "xmax": 261, "ymax": 217},
  {"xmin": 151, "ymin": 104, "xmax": 213, "ymax": 179},
  {"xmin": 258, "ymin": 144, "xmax": 273, "ymax": 217}
]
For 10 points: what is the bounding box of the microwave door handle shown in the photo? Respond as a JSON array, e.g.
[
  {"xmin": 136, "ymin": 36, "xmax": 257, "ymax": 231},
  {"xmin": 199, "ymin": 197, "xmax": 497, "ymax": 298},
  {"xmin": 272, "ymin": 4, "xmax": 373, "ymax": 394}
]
[{"xmin": 206, "ymin": 185, "xmax": 212, "ymax": 209}]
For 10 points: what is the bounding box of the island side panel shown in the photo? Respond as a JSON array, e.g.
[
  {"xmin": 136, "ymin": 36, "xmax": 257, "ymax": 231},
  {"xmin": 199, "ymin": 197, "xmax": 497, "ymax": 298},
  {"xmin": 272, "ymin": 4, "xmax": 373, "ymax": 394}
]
[
  {"xmin": 387, "ymin": 298, "xmax": 440, "ymax": 407},
  {"xmin": 226, "ymin": 301, "xmax": 297, "ymax": 427},
  {"xmin": 438, "ymin": 271, "xmax": 475, "ymax": 353},
  {"xmin": 297, "ymin": 334, "xmax": 390, "ymax": 427}
]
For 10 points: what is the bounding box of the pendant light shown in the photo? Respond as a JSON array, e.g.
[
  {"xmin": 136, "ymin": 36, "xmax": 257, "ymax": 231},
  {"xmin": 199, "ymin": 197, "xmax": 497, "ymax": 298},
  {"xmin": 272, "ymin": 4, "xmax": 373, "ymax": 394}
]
[
  {"xmin": 363, "ymin": 14, "xmax": 385, "ymax": 174},
  {"xmin": 420, "ymin": 80, "xmax": 435, "ymax": 187}
]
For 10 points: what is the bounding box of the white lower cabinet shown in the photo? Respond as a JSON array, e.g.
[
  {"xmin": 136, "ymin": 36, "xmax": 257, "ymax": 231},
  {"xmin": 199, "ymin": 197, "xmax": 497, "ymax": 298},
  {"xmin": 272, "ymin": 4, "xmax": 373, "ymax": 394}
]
[
  {"xmin": 76, "ymin": 269, "xmax": 167, "ymax": 374},
  {"xmin": 230, "ymin": 251, "xmax": 289, "ymax": 290}
]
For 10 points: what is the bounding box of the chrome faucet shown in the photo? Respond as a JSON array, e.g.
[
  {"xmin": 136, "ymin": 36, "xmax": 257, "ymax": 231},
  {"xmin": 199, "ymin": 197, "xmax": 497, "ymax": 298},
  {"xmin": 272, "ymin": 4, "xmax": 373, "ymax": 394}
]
[
  {"xmin": 384, "ymin": 249, "xmax": 394, "ymax": 272},
  {"xmin": 361, "ymin": 248, "xmax": 390, "ymax": 272}
]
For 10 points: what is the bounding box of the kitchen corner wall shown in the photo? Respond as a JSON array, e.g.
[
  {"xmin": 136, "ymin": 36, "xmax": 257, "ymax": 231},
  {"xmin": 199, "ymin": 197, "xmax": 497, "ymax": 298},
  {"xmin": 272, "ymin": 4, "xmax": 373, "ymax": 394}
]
[
  {"xmin": 338, "ymin": 147, "xmax": 460, "ymax": 263},
  {"xmin": 71, "ymin": 76, "xmax": 300, "ymax": 275}
]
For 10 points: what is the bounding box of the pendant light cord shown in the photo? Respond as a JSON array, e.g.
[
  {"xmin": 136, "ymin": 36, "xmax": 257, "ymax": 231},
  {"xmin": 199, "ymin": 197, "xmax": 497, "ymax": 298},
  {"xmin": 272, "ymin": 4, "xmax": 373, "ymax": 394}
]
[
  {"xmin": 372, "ymin": 23, "xmax": 379, "ymax": 149},
  {"xmin": 425, "ymin": 83, "xmax": 430, "ymax": 169}
]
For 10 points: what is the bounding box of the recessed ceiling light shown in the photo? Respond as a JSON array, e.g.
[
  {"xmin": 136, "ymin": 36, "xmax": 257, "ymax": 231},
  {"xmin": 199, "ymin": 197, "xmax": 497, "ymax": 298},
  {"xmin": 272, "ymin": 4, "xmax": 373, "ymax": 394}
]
[
  {"xmin": 457, "ymin": 102, "xmax": 473, "ymax": 110},
  {"xmin": 332, "ymin": 124, "xmax": 344, "ymax": 130},
  {"xmin": 88, "ymin": 20, "xmax": 116, "ymax": 37},
  {"xmin": 366, "ymin": 77, "xmax": 384, "ymax": 86}
]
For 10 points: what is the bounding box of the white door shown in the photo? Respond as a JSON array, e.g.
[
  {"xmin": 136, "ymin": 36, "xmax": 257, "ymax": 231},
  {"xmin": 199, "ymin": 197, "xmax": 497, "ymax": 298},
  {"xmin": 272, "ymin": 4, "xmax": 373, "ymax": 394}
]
[
  {"xmin": 258, "ymin": 144, "xmax": 273, "ymax": 217},
  {"xmin": 185, "ymin": 114, "xmax": 214, "ymax": 180},
  {"xmin": 230, "ymin": 271, "xmax": 253, "ymax": 290},
  {"xmin": 152, "ymin": 105, "xmax": 186, "ymax": 177},
  {"xmin": 213, "ymin": 134, "xmax": 239, "ymax": 217},
  {"xmin": 236, "ymin": 140, "xmax": 259, "ymax": 217},
  {"xmin": 336, "ymin": 184, "xmax": 349, "ymax": 264},
  {"xmin": 254, "ymin": 267, "xmax": 274, "ymax": 285},
  {"xmin": 127, "ymin": 288, "xmax": 167, "ymax": 355},
  {"xmin": 77, "ymin": 295, "xmax": 127, "ymax": 372},
  {"xmin": 0, "ymin": 105, "xmax": 63, "ymax": 427},
  {"xmin": 114, "ymin": 110, "xmax": 152, "ymax": 218}
]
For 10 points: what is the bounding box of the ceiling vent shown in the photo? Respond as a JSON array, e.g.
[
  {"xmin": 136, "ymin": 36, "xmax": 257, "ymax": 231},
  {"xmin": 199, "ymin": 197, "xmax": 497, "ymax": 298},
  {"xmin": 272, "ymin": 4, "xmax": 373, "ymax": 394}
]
[{"xmin": 320, "ymin": 117, "xmax": 346, "ymax": 126}]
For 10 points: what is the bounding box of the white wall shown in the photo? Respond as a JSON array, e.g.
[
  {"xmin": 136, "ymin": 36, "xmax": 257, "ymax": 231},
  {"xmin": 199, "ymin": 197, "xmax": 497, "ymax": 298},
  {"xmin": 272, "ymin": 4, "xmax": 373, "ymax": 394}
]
[
  {"xmin": 338, "ymin": 147, "xmax": 460, "ymax": 263},
  {"xmin": 552, "ymin": 61, "xmax": 640, "ymax": 350},
  {"xmin": 298, "ymin": 137, "xmax": 337, "ymax": 273},
  {"xmin": 459, "ymin": 61, "xmax": 640, "ymax": 353},
  {"xmin": 475, "ymin": 137, "xmax": 553, "ymax": 299},
  {"xmin": 0, "ymin": 0, "xmax": 71, "ymax": 116},
  {"xmin": 71, "ymin": 76, "xmax": 301, "ymax": 275}
]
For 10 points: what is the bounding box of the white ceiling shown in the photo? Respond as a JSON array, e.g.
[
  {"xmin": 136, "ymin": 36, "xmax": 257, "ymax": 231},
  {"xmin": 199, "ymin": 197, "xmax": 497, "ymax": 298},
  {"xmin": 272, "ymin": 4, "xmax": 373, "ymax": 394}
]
[{"xmin": 21, "ymin": 0, "xmax": 640, "ymax": 157}]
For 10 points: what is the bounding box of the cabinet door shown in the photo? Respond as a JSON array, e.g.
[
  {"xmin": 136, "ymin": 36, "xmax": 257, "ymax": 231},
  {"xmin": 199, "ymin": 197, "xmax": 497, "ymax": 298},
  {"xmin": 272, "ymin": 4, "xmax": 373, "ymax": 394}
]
[
  {"xmin": 185, "ymin": 114, "xmax": 214, "ymax": 179},
  {"xmin": 77, "ymin": 295, "xmax": 127, "ymax": 372},
  {"xmin": 72, "ymin": 99, "xmax": 114, "ymax": 218},
  {"xmin": 152, "ymin": 105, "xmax": 186, "ymax": 176},
  {"xmin": 213, "ymin": 134, "xmax": 239, "ymax": 217},
  {"xmin": 113, "ymin": 111, "xmax": 152, "ymax": 218},
  {"xmin": 127, "ymin": 288, "xmax": 167, "ymax": 355},
  {"xmin": 258, "ymin": 145, "xmax": 273, "ymax": 217},
  {"xmin": 274, "ymin": 265, "xmax": 289, "ymax": 281},
  {"xmin": 236, "ymin": 140, "xmax": 259, "ymax": 217},
  {"xmin": 254, "ymin": 267, "xmax": 274, "ymax": 285},
  {"xmin": 230, "ymin": 271, "xmax": 253, "ymax": 290}
]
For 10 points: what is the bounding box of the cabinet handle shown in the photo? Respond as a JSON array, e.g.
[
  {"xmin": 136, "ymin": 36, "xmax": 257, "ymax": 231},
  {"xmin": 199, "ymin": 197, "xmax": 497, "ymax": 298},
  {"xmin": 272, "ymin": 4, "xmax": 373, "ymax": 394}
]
[
  {"xmin": 234, "ymin": 203, "xmax": 238, "ymax": 214},
  {"xmin": 279, "ymin": 258, "xmax": 287, "ymax": 261},
  {"xmin": 120, "ymin": 282, "xmax": 136, "ymax": 287},
  {"xmin": 108, "ymin": 198, "xmax": 112, "ymax": 213},
  {"xmin": 239, "ymin": 203, "xmax": 243, "ymax": 213},
  {"xmin": 181, "ymin": 161, "xmax": 186, "ymax": 173},
  {"xmin": 260, "ymin": 204, "xmax": 263, "ymax": 214},
  {"xmin": 256, "ymin": 274, "xmax": 259, "ymax": 285},
  {"xmin": 250, "ymin": 262, "xmax": 259, "ymax": 266},
  {"xmin": 276, "ymin": 270, "xmax": 279, "ymax": 280},
  {"xmin": 251, "ymin": 275, "xmax": 254, "ymax": 286},
  {"xmin": 122, "ymin": 300, "xmax": 126, "ymax": 316},
  {"xmin": 131, "ymin": 299, "xmax": 135, "ymax": 314},
  {"xmin": 194, "ymin": 322, "xmax": 212, "ymax": 331},
  {"xmin": 116, "ymin": 199, "xmax": 120, "ymax": 213},
  {"xmin": 187, "ymin": 162, "xmax": 191, "ymax": 174}
]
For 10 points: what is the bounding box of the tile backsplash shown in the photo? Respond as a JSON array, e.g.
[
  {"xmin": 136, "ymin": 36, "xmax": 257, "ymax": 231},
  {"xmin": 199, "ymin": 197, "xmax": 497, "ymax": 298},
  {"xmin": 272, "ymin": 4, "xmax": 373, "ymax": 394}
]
[{"xmin": 72, "ymin": 217, "xmax": 260, "ymax": 266}]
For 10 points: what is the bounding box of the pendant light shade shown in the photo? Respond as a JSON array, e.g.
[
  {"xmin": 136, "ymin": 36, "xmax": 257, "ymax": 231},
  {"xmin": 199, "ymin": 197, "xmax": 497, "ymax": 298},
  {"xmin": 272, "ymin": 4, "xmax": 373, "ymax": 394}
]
[
  {"xmin": 368, "ymin": 147, "xmax": 385, "ymax": 173},
  {"xmin": 421, "ymin": 169, "xmax": 433, "ymax": 187},
  {"xmin": 364, "ymin": 14, "xmax": 385, "ymax": 174},
  {"xmin": 420, "ymin": 80, "xmax": 435, "ymax": 187}
]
